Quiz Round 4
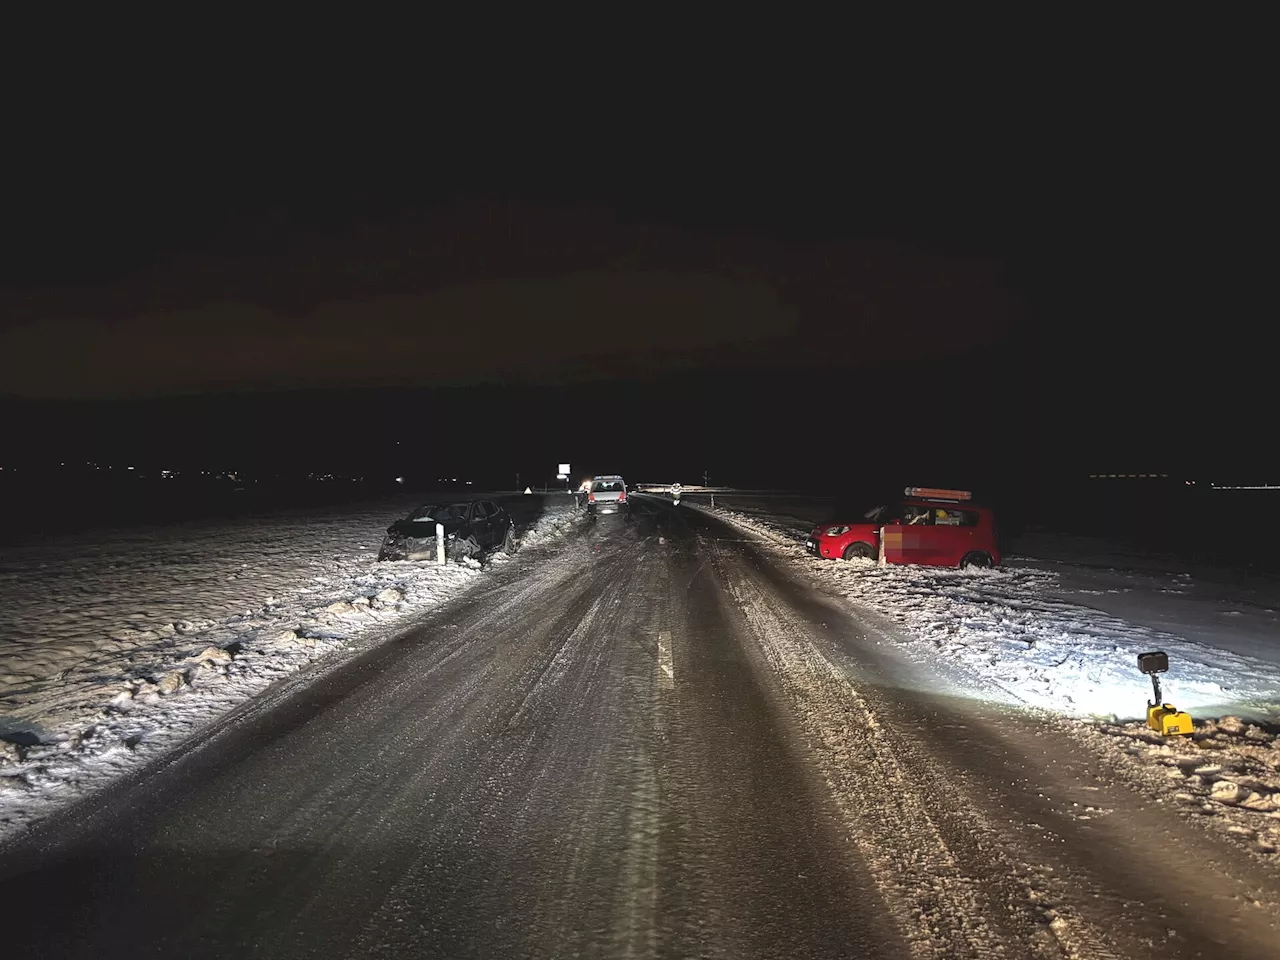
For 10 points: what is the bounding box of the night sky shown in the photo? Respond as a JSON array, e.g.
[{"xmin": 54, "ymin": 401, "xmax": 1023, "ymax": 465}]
[{"xmin": 1, "ymin": 45, "xmax": 1267, "ymax": 497}]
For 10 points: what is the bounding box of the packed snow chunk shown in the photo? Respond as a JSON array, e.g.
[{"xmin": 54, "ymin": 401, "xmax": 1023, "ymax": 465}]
[
  {"xmin": 1240, "ymin": 792, "xmax": 1277, "ymax": 812},
  {"xmin": 0, "ymin": 740, "xmax": 21, "ymax": 765},
  {"xmin": 0, "ymin": 772, "xmax": 31, "ymax": 794},
  {"xmin": 109, "ymin": 688, "xmax": 135, "ymax": 711},
  {"xmin": 325, "ymin": 600, "xmax": 357, "ymax": 616},
  {"xmin": 194, "ymin": 646, "xmax": 234, "ymax": 667},
  {"xmin": 1216, "ymin": 716, "xmax": 1248, "ymax": 736},
  {"xmin": 1211, "ymin": 780, "xmax": 1249, "ymax": 804},
  {"xmin": 374, "ymin": 588, "xmax": 403, "ymax": 605},
  {"xmin": 132, "ymin": 679, "xmax": 161, "ymax": 704},
  {"xmin": 155, "ymin": 670, "xmax": 190, "ymax": 695}
]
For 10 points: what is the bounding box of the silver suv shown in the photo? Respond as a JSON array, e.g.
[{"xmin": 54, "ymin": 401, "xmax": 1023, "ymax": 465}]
[{"xmin": 586, "ymin": 476, "xmax": 628, "ymax": 516}]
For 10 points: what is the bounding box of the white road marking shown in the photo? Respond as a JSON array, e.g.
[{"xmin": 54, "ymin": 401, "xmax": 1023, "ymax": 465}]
[{"xmin": 658, "ymin": 630, "xmax": 674, "ymax": 686}]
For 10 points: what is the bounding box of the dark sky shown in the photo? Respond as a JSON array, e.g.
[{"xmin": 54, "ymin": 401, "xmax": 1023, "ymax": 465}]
[{"xmin": 1, "ymin": 44, "xmax": 1269, "ymax": 487}]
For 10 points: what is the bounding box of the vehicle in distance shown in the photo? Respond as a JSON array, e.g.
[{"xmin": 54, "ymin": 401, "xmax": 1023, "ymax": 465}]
[
  {"xmin": 378, "ymin": 499, "xmax": 515, "ymax": 561},
  {"xmin": 806, "ymin": 487, "xmax": 1000, "ymax": 568},
  {"xmin": 586, "ymin": 476, "xmax": 628, "ymax": 517}
]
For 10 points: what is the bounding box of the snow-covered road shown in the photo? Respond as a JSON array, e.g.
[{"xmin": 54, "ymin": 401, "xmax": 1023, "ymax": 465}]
[{"xmin": 2, "ymin": 496, "xmax": 1278, "ymax": 958}]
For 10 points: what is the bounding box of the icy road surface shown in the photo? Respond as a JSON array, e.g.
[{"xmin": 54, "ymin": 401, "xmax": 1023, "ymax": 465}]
[{"xmin": 2, "ymin": 497, "xmax": 1279, "ymax": 958}]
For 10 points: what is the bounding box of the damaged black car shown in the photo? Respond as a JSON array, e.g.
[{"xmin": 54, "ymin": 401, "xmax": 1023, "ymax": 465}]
[{"xmin": 377, "ymin": 500, "xmax": 515, "ymax": 562}]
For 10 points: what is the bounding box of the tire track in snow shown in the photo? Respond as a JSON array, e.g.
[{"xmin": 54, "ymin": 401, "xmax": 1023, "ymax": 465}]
[
  {"xmin": 696, "ymin": 508, "xmax": 1280, "ymax": 960},
  {"xmin": 341, "ymin": 531, "xmax": 660, "ymax": 958},
  {"xmin": 713, "ymin": 540, "xmax": 1092, "ymax": 960}
]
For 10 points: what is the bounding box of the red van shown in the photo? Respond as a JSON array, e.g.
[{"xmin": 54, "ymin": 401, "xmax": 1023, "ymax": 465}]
[{"xmin": 805, "ymin": 487, "xmax": 1000, "ymax": 568}]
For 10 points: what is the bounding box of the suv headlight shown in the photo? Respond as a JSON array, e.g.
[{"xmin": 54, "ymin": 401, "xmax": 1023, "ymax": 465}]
[{"xmin": 824, "ymin": 525, "xmax": 851, "ymax": 536}]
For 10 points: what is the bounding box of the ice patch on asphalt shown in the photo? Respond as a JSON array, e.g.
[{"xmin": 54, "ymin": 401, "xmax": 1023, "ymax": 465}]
[{"xmin": 0, "ymin": 495, "xmax": 585, "ymax": 841}]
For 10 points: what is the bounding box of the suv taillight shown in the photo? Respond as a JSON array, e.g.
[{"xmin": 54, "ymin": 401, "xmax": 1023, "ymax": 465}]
[
  {"xmin": 618, "ymin": 490, "xmax": 626, "ymax": 501},
  {"xmin": 588, "ymin": 493, "xmax": 595, "ymax": 501}
]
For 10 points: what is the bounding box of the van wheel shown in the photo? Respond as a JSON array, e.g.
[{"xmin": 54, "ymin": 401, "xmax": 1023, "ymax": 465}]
[
  {"xmin": 960, "ymin": 551, "xmax": 993, "ymax": 569},
  {"xmin": 843, "ymin": 542, "xmax": 876, "ymax": 561}
]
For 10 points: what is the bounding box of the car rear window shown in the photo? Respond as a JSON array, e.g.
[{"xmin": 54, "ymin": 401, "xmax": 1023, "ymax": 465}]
[
  {"xmin": 593, "ymin": 480, "xmax": 624, "ymax": 492},
  {"xmin": 861, "ymin": 504, "xmax": 980, "ymax": 526},
  {"xmin": 932, "ymin": 507, "xmax": 979, "ymax": 526}
]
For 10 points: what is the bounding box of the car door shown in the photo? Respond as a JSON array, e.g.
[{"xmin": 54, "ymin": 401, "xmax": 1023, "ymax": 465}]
[
  {"xmin": 468, "ymin": 501, "xmax": 491, "ymax": 545},
  {"xmin": 485, "ymin": 502, "xmax": 509, "ymax": 542},
  {"xmin": 927, "ymin": 506, "xmax": 980, "ymax": 566},
  {"xmin": 479, "ymin": 501, "xmax": 502, "ymax": 545},
  {"xmin": 883, "ymin": 503, "xmax": 936, "ymax": 565},
  {"xmin": 491, "ymin": 502, "xmax": 512, "ymax": 539}
]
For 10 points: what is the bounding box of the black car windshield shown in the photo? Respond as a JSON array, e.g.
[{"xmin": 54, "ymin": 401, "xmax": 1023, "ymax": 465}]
[
  {"xmin": 863, "ymin": 505, "xmax": 895, "ymax": 524},
  {"xmin": 592, "ymin": 480, "xmax": 624, "ymax": 492},
  {"xmin": 408, "ymin": 503, "xmax": 469, "ymax": 522}
]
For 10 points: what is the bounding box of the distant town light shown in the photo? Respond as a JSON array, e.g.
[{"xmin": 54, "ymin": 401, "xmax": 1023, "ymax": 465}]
[
  {"xmin": 395, "ymin": 477, "xmax": 405, "ymax": 484},
  {"xmin": 127, "ymin": 466, "xmax": 135, "ymax": 471}
]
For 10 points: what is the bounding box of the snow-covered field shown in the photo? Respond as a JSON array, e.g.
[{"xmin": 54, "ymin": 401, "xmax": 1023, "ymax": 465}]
[{"xmin": 0, "ymin": 493, "xmax": 584, "ymax": 839}]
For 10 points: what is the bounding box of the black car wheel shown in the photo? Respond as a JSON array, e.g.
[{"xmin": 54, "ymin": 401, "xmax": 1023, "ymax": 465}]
[
  {"xmin": 501, "ymin": 526, "xmax": 516, "ymax": 553},
  {"xmin": 960, "ymin": 551, "xmax": 994, "ymax": 569},
  {"xmin": 843, "ymin": 542, "xmax": 877, "ymax": 561}
]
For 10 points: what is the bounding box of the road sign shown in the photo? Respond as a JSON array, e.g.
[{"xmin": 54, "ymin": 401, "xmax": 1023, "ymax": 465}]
[{"xmin": 558, "ymin": 463, "xmax": 571, "ymax": 476}]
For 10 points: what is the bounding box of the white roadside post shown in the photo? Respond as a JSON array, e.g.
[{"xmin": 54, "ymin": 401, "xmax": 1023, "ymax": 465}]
[
  {"xmin": 878, "ymin": 526, "xmax": 887, "ymax": 567},
  {"xmin": 436, "ymin": 522, "xmax": 446, "ymax": 565}
]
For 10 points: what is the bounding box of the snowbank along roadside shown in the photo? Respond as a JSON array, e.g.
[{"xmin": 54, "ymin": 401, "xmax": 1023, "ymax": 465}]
[{"xmin": 0, "ymin": 494, "xmax": 585, "ymax": 840}]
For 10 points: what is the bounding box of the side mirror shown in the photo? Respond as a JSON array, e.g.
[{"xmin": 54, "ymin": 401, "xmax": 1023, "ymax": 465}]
[{"xmin": 1138, "ymin": 651, "xmax": 1169, "ymax": 675}]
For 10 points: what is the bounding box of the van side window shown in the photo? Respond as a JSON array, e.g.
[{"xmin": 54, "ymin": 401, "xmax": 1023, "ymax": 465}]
[
  {"xmin": 902, "ymin": 504, "xmax": 933, "ymax": 525},
  {"xmin": 934, "ymin": 508, "xmax": 979, "ymax": 526}
]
